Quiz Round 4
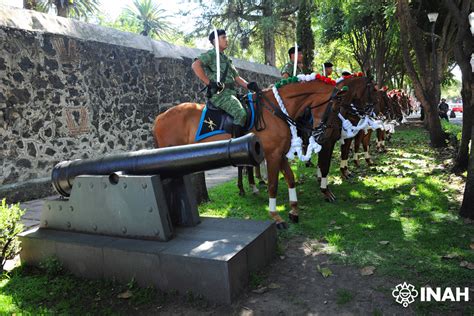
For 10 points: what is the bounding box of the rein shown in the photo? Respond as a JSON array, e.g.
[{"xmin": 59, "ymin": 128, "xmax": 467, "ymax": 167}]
[{"xmin": 257, "ymin": 86, "xmax": 341, "ymax": 134}]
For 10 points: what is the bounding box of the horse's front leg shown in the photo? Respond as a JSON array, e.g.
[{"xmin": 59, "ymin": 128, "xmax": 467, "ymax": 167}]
[
  {"xmin": 255, "ymin": 160, "xmax": 267, "ymax": 186},
  {"xmin": 318, "ymin": 141, "xmax": 337, "ymax": 202},
  {"xmin": 340, "ymin": 138, "xmax": 353, "ymax": 180},
  {"xmin": 237, "ymin": 166, "xmax": 245, "ymax": 196},
  {"xmin": 280, "ymin": 158, "xmax": 298, "ymax": 223},
  {"xmin": 246, "ymin": 166, "xmax": 259, "ymax": 194},
  {"xmin": 353, "ymin": 133, "xmax": 362, "ymax": 168},
  {"xmin": 267, "ymin": 156, "xmax": 288, "ymax": 229},
  {"xmin": 376, "ymin": 129, "xmax": 387, "ymax": 153},
  {"xmin": 363, "ymin": 130, "xmax": 375, "ymax": 166}
]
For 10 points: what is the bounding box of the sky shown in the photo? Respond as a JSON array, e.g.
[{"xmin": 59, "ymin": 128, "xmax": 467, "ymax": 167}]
[
  {"xmin": 1, "ymin": 0, "xmax": 202, "ymax": 32},
  {"xmin": 0, "ymin": 0, "xmax": 463, "ymax": 80},
  {"xmin": 1, "ymin": 0, "xmax": 210, "ymax": 48}
]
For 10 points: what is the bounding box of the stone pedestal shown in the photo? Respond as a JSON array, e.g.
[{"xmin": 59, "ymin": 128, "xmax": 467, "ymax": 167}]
[{"xmin": 20, "ymin": 217, "xmax": 276, "ymax": 304}]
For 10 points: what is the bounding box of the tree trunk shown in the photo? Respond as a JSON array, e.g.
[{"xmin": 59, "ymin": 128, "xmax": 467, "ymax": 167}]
[
  {"xmin": 446, "ymin": 0, "xmax": 473, "ymax": 172},
  {"xmin": 55, "ymin": 0, "xmax": 68, "ymax": 17},
  {"xmin": 23, "ymin": 0, "xmax": 37, "ymax": 9},
  {"xmin": 459, "ymin": 124, "xmax": 474, "ymax": 219},
  {"xmin": 262, "ymin": 0, "xmax": 276, "ymax": 66},
  {"xmin": 396, "ymin": 0, "xmax": 446, "ymax": 148},
  {"xmin": 454, "ymin": 77, "xmax": 473, "ymax": 172}
]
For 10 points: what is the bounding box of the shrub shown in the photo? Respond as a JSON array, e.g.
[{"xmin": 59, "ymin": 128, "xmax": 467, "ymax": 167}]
[
  {"xmin": 441, "ymin": 120, "xmax": 462, "ymax": 142},
  {"xmin": 39, "ymin": 256, "xmax": 64, "ymax": 276},
  {"xmin": 0, "ymin": 198, "xmax": 25, "ymax": 272}
]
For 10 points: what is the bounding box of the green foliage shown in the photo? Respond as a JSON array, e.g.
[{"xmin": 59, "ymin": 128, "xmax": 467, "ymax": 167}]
[
  {"xmin": 0, "ymin": 268, "xmax": 158, "ymax": 313},
  {"xmin": 188, "ymin": 0, "xmax": 299, "ymax": 66},
  {"xmin": 249, "ymin": 272, "xmax": 265, "ymax": 289},
  {"xmin": 0, "ymin": 199, "xmax": 25, "ymax": 272},
  {"xmin": 296, "ymin": 0, "xmax": 315, "ymax": 73},
  {"xmin": 336, "ymin": 288, "xmax": 354, "ymax": 305},
  {"xmin": 98, "ymin": 12, "xmax": 143, "ymax": 35},
  {"xmin": 124, "ymin": 0, "xmax": 173, "ymax": 38},
  {"xmin": 36, "ymin": 0, "xmax": 99, "ymax": 19},
  {"xmin": 38, "ymin": 257, "xmax": 63, "ymax": 277},
  {"xmin": 441, "ymin": 78, "xmax": 462, "ymax": 99},
  {"xmin": 199, "ymin": 126, "xmax": 473, "ymax": 306},
  {"xmin": 441, "ymin": 121, "xmax": 462, "ymax": 142},
  {"xmin": 313, "ymin": 0, "xmax": 402, "ymax": 83}
]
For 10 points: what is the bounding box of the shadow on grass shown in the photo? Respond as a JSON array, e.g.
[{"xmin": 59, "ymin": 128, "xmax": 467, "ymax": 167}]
[
  {"xmin": 200, "ymin": 126, "xmax": 473, "ymax": 295},
  {"xmin": 0, "ymin": 265, "xmax": 159, "ymax": 314}
]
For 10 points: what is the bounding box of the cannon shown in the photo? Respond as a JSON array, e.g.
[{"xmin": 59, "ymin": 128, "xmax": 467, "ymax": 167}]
[
  {"xmin": 41, "ymin": 133, "xmax": 264, "ymax": 241},
  {"xmin": 52, "ymin": 133, "xmax": 263, "ymax": 197},
  {"xmin": 22, "ymin": 133, "xmax": 275, "ymax": 304}
]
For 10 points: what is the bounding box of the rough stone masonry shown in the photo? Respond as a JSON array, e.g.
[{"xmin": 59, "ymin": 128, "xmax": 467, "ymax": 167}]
[{"xmin": 0, "ymin": 5, "xmax": 280, "ymax": 202}]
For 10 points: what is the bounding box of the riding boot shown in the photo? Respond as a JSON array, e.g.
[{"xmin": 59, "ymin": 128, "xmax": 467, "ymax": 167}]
[{"xmin": 231, "ymin": 124, "xmax": 243, "ymax": 138}]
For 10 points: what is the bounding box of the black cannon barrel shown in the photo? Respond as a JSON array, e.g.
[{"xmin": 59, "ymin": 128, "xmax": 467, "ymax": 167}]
[{"xmin": 52, "ymin": 133, "xmax": 263, "ymax": 197}]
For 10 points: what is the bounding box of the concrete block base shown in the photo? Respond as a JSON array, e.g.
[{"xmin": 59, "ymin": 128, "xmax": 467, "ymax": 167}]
[{"xmin": 19, "ymin": 217, "xmax": 276, "ymax": 304}]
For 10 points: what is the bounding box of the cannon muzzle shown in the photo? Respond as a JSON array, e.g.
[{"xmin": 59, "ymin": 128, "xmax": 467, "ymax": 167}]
[{"xmin": 52, "ymin": 133, "xmax": 263, "ymax": 197}]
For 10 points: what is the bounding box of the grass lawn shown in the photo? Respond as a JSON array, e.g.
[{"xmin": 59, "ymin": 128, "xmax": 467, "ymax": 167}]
[
  {"xmin": 1, "ymin": 124, "xmax": 472, "ymax": 314},
  {"xmin": 199, "ymin": 124, "xmax": 473, "ymax": 312}
]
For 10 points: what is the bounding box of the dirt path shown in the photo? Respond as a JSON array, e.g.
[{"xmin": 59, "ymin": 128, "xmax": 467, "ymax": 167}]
[{"xmin": 132, "ymin": 236, "xmax": 416, "ymax": 315}]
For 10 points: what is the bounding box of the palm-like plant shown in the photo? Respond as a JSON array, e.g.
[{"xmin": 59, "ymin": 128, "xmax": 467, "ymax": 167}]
[
  {"xmin": 124, "ymin": 0, "xmax": 172, "ymax": 38},
  {"xmin": 35, "ymin": 0, "xmax": 99, "ymax": 19}
]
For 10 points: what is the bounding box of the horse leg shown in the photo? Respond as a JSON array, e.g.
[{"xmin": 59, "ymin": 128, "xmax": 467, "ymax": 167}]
[
  {"xmin": 255, "ymin": 162, "xmax": 266, "ymax": 186},
  {"xmin": 237, "ymin": 166, "xmax": 245, "ymax": 196},
  {"xmin": 247, "ymin": 166, "xmax": 259, "ymax": 194},
  {"xmin": 316, "ymin": 164, "xmax": 322, "ymax": 182},
  {"xmin": 353, "ymin": 134, "xmax": 362, "ymax": 168},
  {"xmin": 318, "ymin": 141, "xmax": 337, "ymax": 202},
  {"xmin": 363, "ymin": 130, "xmax": 374, "ymax": 166},
  {"xmin": 267, "ymin": 156, "xmax": 288, "ymax": 229},
  {"xmin": 376, "ymin": 129, "xmax": 387, "ymax": 153},
  {"xmin": 280, "ymin": 158, "xmax": 299, "ymax": 223},
  {"xmin": 340, "ymin": 138, "xmax": 353, "ymax": 180}
]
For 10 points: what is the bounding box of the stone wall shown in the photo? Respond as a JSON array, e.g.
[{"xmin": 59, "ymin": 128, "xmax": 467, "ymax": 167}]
[{"xmin": 0, "ymin": 5, "xmax": 280, "ymax": 202}]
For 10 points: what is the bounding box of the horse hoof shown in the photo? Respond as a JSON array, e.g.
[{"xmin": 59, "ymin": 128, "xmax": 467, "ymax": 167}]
[
  {"xmin": 258, "ymin": 180, "xmax": 267, "ymax": 186},
  {"xmin": 239, "ymin": 190, "xmax": 245, "ymax": 196},
  {"xmin": 321, "ymin": 189, "xmax": 336, "ymax": 202},
  {"xmin": 276, "ymin": 222, "xmax": 289, "ymax": 230},
  {"xmin": 305, "ymin": 161, "xmax": 315, "ymax": 168},
  {"xmin": 289, "ymin": 212, "xmax": 299, "ymax": 223}
]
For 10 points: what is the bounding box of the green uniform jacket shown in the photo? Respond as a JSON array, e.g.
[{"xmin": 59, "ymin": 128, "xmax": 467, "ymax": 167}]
[
  {"xmin": 198, "ymin": 49, "xmax": 247, "ymax": 126},
  {"xmin": 281, "ymin": 62, "xmax": 303, "ymax": 77}
]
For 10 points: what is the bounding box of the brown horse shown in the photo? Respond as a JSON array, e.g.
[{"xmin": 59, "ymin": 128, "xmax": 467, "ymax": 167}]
[
  {"xmin": 311, "ymin": 76, "xmax": 376, "ymax": 200},
  {"xmin": 349, "ymin": 89, "xmax": 390, "ymax": 171},
  {"xmin": 153, "ymin": 79, "xmax": 343, "ymax": 228}
]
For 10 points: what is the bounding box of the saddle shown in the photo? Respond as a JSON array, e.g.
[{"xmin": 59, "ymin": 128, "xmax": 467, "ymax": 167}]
[{"xmin": 195, "ymin": 93, "xmax": 256, "ymax": 142}]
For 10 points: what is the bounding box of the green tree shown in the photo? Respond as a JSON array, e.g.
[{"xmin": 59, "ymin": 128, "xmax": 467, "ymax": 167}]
[
  {"xmin": 34, "ymin": 0, "xmax": 99, "ymax": 18},
  {"xmin": 296, "ymin": 0, "xmax": 314, "ymax": 74},
  {"xmin": 23, "ymin": 0, "xmax": 38, "ymax": 10},
  {"xmin": 124, "ymin": 0, "xmax": 173, "ymax": 38},
  {"xmin": 441, "ymin": 0, "xmax": 473, "ymax": 219},
  {"xmin": 314, "ymin": 0, "xmax": 401, "ymax": 85},
  {"xmin": 396, "ymin": 0, "xmax": 456, "ymax": 147},
  {"xmin": 189, "ymin": 0, "xmax": 299, "ymax": 66}
]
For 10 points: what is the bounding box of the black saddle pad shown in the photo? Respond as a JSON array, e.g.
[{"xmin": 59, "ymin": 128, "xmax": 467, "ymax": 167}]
[{"xmin": 195, "ymin": 93, "xmax": 256, "ymax": 141}]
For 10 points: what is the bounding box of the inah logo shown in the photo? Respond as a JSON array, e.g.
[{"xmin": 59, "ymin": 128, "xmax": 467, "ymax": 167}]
[{"xmin": 392, "ymin": 282, "xmax": 418, "ymax": 307}]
